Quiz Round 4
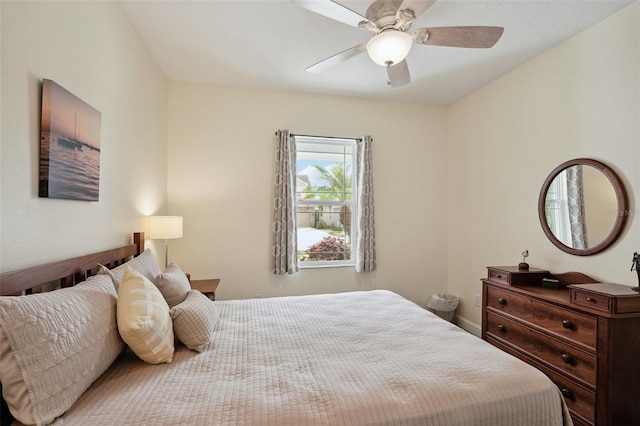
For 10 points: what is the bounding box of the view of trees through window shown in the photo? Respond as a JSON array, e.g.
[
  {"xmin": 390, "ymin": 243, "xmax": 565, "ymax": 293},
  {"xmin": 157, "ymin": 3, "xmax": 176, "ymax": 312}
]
[{"xmin": 295, "ymin": 137, "xmax": 356, "ymax": 265}]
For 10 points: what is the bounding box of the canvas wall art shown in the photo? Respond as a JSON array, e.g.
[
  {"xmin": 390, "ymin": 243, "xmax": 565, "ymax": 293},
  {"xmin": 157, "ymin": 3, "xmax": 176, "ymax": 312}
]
[{"xmin": 39, "ymin": 79, "xmax": 101, "ymax": 201}]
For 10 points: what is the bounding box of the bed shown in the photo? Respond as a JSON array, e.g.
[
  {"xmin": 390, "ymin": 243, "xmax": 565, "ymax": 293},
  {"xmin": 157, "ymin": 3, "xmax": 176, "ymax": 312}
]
[{"xmin": 0, "ymin": 233, "xmax": 571, "ymax": 426}]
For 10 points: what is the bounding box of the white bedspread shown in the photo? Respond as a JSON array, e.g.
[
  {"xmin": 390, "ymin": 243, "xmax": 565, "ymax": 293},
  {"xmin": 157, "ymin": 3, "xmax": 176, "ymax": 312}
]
[{"xmin": 60, "ymin": 290, "xmax": 570, "ymax": 425}]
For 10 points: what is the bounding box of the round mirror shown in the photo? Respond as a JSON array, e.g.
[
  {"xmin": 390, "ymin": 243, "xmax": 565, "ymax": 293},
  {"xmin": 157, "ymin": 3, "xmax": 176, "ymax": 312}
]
[{"xmin": 538, "ymin": 158, "xmax": 628, "ymax": 256}]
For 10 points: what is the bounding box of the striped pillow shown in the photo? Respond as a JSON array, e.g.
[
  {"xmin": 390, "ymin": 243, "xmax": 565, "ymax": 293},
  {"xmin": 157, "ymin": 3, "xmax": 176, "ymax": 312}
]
[
  {"xmin": 154, "ymin": 262, "xmax": 191, "ymax": 308},
  {"xmin": 170, "ymin": 290, "xmax": 219, "ymax": 352},
  {"xmin": 117, "ymin": 268, "xmax": 174, "ymax": 364}
]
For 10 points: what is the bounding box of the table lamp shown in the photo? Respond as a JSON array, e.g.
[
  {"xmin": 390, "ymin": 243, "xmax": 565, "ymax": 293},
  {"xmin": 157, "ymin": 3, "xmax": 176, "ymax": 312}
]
[{"xmin": 149, "ymin": 216, "xmax": 183, "ymax": 268}]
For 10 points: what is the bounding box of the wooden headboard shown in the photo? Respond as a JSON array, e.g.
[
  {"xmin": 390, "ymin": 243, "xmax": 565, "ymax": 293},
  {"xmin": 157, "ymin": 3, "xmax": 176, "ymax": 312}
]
[
  {"xmin": 0, "ymin": 232, "xmax": 144, "ymax": 296},
  {"xmin": 0, "ymin": 232, "xmax": 144, "ymax": 425}
]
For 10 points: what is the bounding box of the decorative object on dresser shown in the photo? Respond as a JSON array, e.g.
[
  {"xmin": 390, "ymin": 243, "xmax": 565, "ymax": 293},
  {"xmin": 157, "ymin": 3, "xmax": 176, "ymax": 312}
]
[
  {"xmin": 189, "ymin": 278, "xmax": 220, "ymax": 301},
  {"xmin": 482, "ymin": 266, "xmax": 640, "ymax": 426},
  {"xmin": 538, "ymin": 158, "xmax": 628, "ymax": 256},
  {"xmin": 632, "ymin": 252, "xmax": 640, "ymax": 291},
  {"xmin": 518, "ymin": 249, "xmax": 529, "ymax": 270},
  {"xmin": 149, "ymin": 215, "xmax": 183, "ymax": 267}
]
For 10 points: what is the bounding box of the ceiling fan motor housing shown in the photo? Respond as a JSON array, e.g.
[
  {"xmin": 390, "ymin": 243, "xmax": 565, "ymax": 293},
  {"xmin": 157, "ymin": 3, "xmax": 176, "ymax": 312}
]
[{"xmin": 366, "ymin": 0, "xmax": 406, "ymax": 31}]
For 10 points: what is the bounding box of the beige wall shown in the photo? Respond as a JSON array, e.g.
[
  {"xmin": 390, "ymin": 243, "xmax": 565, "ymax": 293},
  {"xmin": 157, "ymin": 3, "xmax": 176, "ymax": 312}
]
[
  {"xmin": 447, "ymin": 3, "xmax": 639, "ymax": 327},
  {"xmin": 0, "ymin": 1, "xmax": 168, "ymax": 270},
  {"xmin": 167, "ymin": 83, "xmax": 448, "ymax": 305}
]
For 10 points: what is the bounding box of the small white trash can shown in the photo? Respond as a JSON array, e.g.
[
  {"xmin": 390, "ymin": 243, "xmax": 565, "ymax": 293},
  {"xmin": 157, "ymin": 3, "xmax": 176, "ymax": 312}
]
[{"xmin": 426, "ymin": 293, "xmax": 459, "ymax": 322}]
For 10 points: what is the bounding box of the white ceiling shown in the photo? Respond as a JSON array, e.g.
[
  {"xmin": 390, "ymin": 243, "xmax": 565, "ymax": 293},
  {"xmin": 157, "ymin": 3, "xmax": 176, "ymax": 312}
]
[{"xmin": 120, "ymin": 0, "xmax": 635, "ymax": 105}]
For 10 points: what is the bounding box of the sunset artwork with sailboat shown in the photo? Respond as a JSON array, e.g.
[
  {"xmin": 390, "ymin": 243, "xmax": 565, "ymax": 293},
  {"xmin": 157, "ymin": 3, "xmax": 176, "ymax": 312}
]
[{"xmin": 39, "ymin": 79, "xmax": 101, "ymax": 201}]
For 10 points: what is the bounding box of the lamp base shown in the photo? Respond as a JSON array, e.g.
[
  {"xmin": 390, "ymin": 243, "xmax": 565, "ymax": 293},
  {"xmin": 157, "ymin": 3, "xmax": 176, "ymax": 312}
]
[{"xmin": 163, "ymin": 239, "xmax": 169, "ymax": 269}]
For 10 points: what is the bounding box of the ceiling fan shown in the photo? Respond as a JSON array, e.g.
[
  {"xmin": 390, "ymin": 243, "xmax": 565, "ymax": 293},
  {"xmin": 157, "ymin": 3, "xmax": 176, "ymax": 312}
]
[{"xmin": 293, "ymin": 0, "xmax": 504, "ymax": 87}]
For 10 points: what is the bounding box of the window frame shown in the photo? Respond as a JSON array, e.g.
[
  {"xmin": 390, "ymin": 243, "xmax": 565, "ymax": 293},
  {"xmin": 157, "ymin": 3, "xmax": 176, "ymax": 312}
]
[
  {"xmin": 294, "ymin": 135, "xmax": 357, "ymax": 268},
  {"xmin": 545, "ymin": 170, "xmax": 572, "ymax": 247}
]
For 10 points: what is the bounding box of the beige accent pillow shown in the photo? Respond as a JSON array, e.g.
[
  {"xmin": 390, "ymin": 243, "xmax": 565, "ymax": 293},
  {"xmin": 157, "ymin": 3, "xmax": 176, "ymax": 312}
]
[
  {"xmin": 0, "ymin": 275, "xmax": 122, "ymax": 425},
  {"xmin": 117, "ymin": 268, "xmax": 174, "ymax": 364},
  {"xmin": 154, "ymin": 262, "xmax": 191, "ymax": 308},
  {"xmin": 99, "ymin": 249, "xmax": 162, "ymax": 290},
  {"xmin": 170, "ymin": 290, "xmax": 219, "ymax": 352}
]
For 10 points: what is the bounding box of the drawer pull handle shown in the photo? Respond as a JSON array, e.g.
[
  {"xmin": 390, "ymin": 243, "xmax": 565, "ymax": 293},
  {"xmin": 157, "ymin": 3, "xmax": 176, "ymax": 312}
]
[
  {"xmin": 561, "ymin": 320, "xmax": 573, "ymax": 329},
  {"xmin": 561, "ymin": 353, "xmax": 573, "ymax": 363},
  {"xmin": 496, "ymin": 274, "xmax": 502, "ymax": 279},
  {"xmin": 498, "ymin": 297, "xmax": 506, "ymax": 305},
  {"xmin": 586, "ymin": 297, "xmax": 595, "ymax": 302},
  {"xmin": 497, "ymin": 324, "xmax": 506, "ymax": 332},
  {"xmin": 560, "ymin": 388, "xmax": 574, "ymax": 400}
]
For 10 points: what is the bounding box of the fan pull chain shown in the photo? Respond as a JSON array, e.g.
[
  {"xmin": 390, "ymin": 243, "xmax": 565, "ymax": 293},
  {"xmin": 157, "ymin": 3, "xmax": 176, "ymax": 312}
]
[{"xmin": 385, "ymin": 61, "xmax": 392, "ymax": 86}]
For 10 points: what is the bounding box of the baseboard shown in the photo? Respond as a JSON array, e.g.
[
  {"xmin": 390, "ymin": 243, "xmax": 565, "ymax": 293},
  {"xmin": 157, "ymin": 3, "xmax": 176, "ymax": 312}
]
[{"xmin": 455, "ymin": 316, "xmax": 481, "ymax": 337}]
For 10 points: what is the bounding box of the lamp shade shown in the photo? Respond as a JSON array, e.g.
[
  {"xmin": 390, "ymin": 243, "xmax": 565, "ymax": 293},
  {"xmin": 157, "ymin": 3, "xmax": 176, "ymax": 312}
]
[
  {"xmin": 366, "ymin": 30, "xmax": 413, "ymax": 66},
  {"xmin": 149, "ymin": 216, "xmax": 183, "ymax": 240}
]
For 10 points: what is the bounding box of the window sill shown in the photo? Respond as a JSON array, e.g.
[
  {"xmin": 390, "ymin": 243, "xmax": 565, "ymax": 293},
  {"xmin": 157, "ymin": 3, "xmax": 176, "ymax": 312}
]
[{"xmin": 299, "ymin": 263, "xmax": 355, "ymax": 269}]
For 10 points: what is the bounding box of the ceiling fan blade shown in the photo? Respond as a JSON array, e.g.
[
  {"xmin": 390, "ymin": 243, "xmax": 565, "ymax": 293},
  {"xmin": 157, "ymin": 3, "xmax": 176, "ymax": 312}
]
[
  {"xmin": 413, "ymin": 26, "xmax": 504, "ymax": 48},
  {"xmin": 292, "ymin": 0, "xmax": 374, "ymax": 29},
  {"xmin": 387, "ymin": 59, "xmax": 410, "ymax": 88},
  {"xmin": 306, "ymin": 43, "xmax": 368, "ymax": 73},
  {"xmin": 397, "ymin": 0, "xmax": 437, "ymax": 19}
]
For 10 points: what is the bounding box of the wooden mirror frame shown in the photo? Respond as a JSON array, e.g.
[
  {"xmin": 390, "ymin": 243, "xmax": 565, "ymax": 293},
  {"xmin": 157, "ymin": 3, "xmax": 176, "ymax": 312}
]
[{"xmin": 538, "ymin": 158, "xmax": 628, "ymax": 256}]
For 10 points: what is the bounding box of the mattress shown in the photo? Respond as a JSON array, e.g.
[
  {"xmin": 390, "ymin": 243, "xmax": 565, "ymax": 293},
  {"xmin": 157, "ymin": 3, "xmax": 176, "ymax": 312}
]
[{"xmin": 58, "ymin": 290, "xmax": 570, "ymax": 425}]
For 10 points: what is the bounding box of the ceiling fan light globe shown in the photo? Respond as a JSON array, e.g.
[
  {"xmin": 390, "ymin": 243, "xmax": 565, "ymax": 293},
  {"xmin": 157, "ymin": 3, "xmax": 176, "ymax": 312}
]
[{"xmin": 366, "ymin": 30, "xmax": 412, "ymax": 66}]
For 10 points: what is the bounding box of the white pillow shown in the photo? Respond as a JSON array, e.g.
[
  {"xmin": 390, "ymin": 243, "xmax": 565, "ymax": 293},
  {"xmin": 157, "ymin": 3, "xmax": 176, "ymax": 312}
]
[
  {"xmin": 117, "ymin": 268, "xmax": 174, "ymax": 364},
  {"xmin": 99, "ymin": 249, "xmax": 161, "ymax": 290},
  {"xmin": 154, "ymin": 261, "xmax": 191, "ymax": 308},
  {"xmin": 170, "ymin": 290, "xmax": 219, "ymax": 352},
  {"xmin": 0, "ymin": 275, "xmax": 122, "ymax": 425}
]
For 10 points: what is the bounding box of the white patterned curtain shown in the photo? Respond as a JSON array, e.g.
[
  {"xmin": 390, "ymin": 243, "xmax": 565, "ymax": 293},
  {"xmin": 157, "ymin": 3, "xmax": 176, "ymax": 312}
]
[
  {"xmin": 355, "ymin": 135, "xmax": 376, "ymax": 272},
  {"xmin": 272, "ymin": 130, "xmax": 298, "ymax": 274},
  {"xmin": 566, "ymin": 165, "xmax": 588, "ymax": 249}
]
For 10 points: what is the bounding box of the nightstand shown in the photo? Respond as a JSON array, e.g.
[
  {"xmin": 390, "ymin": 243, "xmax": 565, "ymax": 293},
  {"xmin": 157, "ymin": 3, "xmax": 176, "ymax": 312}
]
[{"xmin": 190, "ymin": 278, "xmax": 220, "ymax": 301}]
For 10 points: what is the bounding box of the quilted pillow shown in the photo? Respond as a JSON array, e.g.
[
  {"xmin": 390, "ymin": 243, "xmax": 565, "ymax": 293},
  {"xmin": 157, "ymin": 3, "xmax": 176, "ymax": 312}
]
[
  {"xmin": 154, "ymin": 261, "xmax": 191, "ymax": 308},
  {"xmin": 99, "ymin": 248, "xmax": 161, "ymax": 290},
  {"xmin": 0, "ymin": 275, "xmax": 122, "ymax": 425},
  {"xmin": 117, "ymin": 268, "xmax": 174, "ymax": 364},
  {"xmin": 170, "ymin": 290, "xmax": 219, "ymax": 352}
]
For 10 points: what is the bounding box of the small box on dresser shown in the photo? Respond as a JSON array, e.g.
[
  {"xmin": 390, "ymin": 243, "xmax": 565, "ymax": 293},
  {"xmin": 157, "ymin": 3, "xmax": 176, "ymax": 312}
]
[
  {"xmin": 482, "ymin": 266, "xmax": 640, "ymax": 426},
  {"xmin": 486, "ymin": 266, "xmax": 549, "ymax": 286}
]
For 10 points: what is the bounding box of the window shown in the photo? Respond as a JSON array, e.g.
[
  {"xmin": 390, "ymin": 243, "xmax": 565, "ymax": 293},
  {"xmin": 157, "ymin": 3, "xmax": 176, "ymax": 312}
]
[
  {"xmin": 272, "ymin": 130, "xmax": 374, "ymax": 275},
  {"xmin": 295, "ymin": 136, "xmax": 356, "ymax": 267},
  {"xmin": 545, "ymin": 170, "xmax": 572, "ymax": 246}
]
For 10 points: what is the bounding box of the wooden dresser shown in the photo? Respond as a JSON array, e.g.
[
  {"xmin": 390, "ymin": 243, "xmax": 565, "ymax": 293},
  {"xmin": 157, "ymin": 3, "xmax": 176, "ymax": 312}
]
[{"xmin": 481, "ymin": 266, "xmax": 640, "ymax": 426}]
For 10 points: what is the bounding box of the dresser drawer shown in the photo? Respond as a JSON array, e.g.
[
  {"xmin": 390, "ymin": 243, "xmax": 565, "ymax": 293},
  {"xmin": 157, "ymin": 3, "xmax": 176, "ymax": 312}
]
[
  {"xmin": 487, "ymin": 286, "xmax": 597, "ymax": 351},
  {"xmin": 488, "ymin": 268, "xmax": 511, "ymax": 285},
  {"xmin": 486, "ymin": 312, "xmax": 596, "ymax": 387},
  {"xmin": 537, "ymin": 360, "xmax": 595, "ymax": 425},
  {"xmin": 487, "ymin": 337, "xmax": 595, "ymax": 425},
  {"xmin": 569, "ymin": 283, "xmax": 640, "ymax": 314},
  {"xmin": 571, "ymin": 289, "xmax": 612, "ymax": 313}
]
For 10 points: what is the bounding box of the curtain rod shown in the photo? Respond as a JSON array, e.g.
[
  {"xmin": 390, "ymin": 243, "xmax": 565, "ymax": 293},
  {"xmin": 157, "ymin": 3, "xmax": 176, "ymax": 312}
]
[{"xmin": 275, "ymin": 131, "xmax": 362, "ymax": 142}]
